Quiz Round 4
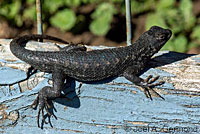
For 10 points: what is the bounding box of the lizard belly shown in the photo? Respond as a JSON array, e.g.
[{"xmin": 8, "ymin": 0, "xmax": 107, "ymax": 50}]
[
  {"xmin": 63, "ymin": 61, "xmax": 126, "ymax": 81},
  {"xmin": 73, "ymin": 67, "xmax": 123, "ymax": 81}
]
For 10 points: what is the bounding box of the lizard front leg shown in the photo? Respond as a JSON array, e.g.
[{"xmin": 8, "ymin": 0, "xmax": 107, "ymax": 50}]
[
  {"xmin": 32, "ymin": 69, "xmax": 65, "ymax": 128},
  {"xmin": 123, "ymin": 68, "xmax": 165, "ymax": 100}
]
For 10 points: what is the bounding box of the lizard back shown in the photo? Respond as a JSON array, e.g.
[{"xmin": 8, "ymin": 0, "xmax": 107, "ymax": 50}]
[
  {"xmin": 10, "ymin": 26, "xmax": 172, "ymax": 82},
  {"xmin": 59, "ymin": 46, "xmax": 135, "ymax": 81}
]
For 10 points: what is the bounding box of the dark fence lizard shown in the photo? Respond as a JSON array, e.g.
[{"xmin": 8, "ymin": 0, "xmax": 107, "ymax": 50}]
[{"xmin": 10, "ymin": 26, "xmax": 172, "ymax": 128}]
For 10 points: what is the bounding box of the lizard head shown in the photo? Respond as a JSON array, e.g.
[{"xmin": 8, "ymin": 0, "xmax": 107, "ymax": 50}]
[
  {"xmin": 147, "ymin": 26, "xmax": 172, "ymax": 50},
  {"xmin": 134, "ymin": 26, "xmax": 172, "ymax": 58}
]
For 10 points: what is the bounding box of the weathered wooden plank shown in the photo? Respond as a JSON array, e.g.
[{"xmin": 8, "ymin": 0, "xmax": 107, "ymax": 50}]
[{"xmin": 0, "ymin": 39, "xmax": 200, "ymax": 134}]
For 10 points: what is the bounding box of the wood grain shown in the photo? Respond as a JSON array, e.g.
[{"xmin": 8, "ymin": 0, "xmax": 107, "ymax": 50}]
[{"xmin": 0, "ymin": 39, "xmax": 200, "ymax": 133}]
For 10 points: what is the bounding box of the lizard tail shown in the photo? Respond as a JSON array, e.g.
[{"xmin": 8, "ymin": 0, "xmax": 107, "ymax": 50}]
[{"xmin": 10, "ymin": 34, "xmax": 69, "ymax": 61}]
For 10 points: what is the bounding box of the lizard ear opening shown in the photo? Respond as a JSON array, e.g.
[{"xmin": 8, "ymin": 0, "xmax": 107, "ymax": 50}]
[{"xmin": 148, "ymin": 30, "xmax": 153, "ymax": 36}]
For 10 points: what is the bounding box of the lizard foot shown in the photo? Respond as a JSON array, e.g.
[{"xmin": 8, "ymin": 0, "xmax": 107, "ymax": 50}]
[
  {"xmin": 31, "ymin": 86, "xmax": 56, "ymax": 128},
  {"xmin": 141, "ymin": 75, "xmax": 165, "ymax": 100}
]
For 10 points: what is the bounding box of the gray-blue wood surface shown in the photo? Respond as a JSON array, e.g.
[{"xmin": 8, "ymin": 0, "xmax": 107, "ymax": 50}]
[{"xmin": 0, "ymin": 39, "xmax": 200, "ymax": 134}]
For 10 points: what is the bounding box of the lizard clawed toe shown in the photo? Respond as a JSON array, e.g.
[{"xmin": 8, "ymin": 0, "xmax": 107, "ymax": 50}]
[
  {"xmin": 145, "ymin": 75, "xmax": 165, "ymax": 87},
  {"xmin": 141, "ymin": 75, "xmax": 165, "ymax": 100},
  {"xmin": 31, "ymin": 88, "xmax": 55, "ymax": 128},
  {"xmin": 35, "ymin": 96, "xmax": 53, "ymax": 128}
]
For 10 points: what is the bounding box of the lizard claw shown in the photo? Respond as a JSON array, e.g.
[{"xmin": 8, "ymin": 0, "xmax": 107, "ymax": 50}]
[
  {"xmin": 31, "ymin": 87, "xmax": 55, "ymax": 128},
  {"xmin": 141, "ymin": 75, "xmax": 165, "ymax": 100},
  {"xmin": 36, "ymin": 99, "xmax": 52, "ymax": 127}
]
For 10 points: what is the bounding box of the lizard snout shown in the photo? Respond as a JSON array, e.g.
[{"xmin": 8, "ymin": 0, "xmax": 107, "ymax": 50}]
[{"xmin": 166, "ymin": 29, "xmax": 172, "ymax": 39}]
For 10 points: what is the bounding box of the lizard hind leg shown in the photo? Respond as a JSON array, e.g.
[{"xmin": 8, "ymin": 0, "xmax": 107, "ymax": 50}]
[
  {"xmin": 31, "ymin": 43, "xmax": 86, "ymax": 128},
  {"xmin": 32, "ymin": 69, "xmax": 65, "ymax": 128}
]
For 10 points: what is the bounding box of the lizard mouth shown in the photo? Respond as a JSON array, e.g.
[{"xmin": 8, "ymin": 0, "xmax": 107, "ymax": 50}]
[
  {"xmin": 166, "ymin": 29, "xmax": 172, "ymax": 40},
  {"xmin": 161, "ymin": 29, "xmax": 172, "ymax": 44},
  {"xmin": 155, "ymin": 28, "xmax": 172, "ymax": 50}
]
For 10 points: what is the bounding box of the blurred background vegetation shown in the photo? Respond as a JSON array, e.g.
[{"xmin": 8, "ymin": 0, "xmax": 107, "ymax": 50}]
[{"xmin": 0, "ymin": 0, "xmax": 200, "ymax": 53}]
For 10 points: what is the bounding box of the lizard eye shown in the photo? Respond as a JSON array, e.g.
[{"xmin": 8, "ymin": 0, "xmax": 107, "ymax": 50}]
[{"xmin": 156, "ymin": 34, "xmax": 165, "ymax": 40}]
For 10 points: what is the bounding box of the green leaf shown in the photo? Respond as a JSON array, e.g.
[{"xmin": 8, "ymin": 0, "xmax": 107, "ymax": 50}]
[
  {"xmin": 90, "ymin": 2, "xmax": 117, "ymax": 35},
  {"xmin": 162, "ymin": 35, "xmax": 188, "ymax": 52},
  {"xmin": 180, "ymin": 0, "xmax": 192, "ymax": 20},
  {"xmin": 191, "ymin": 25, "xmax": 200, "ymax": 41},
  {"xmin": 0, "ymin": 0, "xmax": 21, "ymax": 19},
  {"xmin": 44, "ymin": 0, "xmax": 64, "ymax": 14},
  {"xmin": 10, "ymin": 0, "xmax": 21, "ymax": 18},
  {"xmin": 90, "ymin": 17, "xmax": 110, "ymax": 36},
  {"xmin": 161, "ymin": 40, "xmax": 174, "ymax": 51},
  {"xmin": 50, "ymin": 9, "xmax": 76, "ymax": 31},
  {"xmin": 188, "ymin": 42, "xmax": 199, "ymax": 50},
  {"xmin": 91, "ymin": 2, "xmax": 117, "ymax": 19},
  {"xmin": 165, "ymin": 9, "xmax": 183, "ymax": 33},
  {"xmin": 173, "ymin": 35, "xmax": 188, "ymax": 52},
  {"xmin": 131, "ymin": 0, "xmax": 155, "ymax": 14},
  {"xmin": 179, "ymin": 0, "xmax": 195, "ymax": 29},
  {"xmin": 23, "ymin": 5, "xmax": 36, "ymax": 20},
  {"xmin": 111, "ymin": 0, "xmax": 123, "ymax": 3},
  {"xmin": 145, "ymin": 13, "xmax": 167, "ymax": 30},
  {"xmin": 65, "ymin": 0, "xmax": 81, "ymax": 6},
  {"xmin": 27, "ymin": 0, "xmax": 35, "ymax": 4},
  {"xmin": 156, "ymin": 0, "xmax": 175, "ymax": 10},
  {"xmin": 15, "ymin": 15, "xmax": 23, "ymax": 27},
  {"xmin": 82, "ymin": 0, "xmax": 98, "ymax": 4}
]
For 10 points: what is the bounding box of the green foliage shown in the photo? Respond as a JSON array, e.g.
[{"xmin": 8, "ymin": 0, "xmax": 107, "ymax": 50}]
[
  {"xmin": 43, "ymin": 0, "xmax": 64, "ymax": 14},
  {"xmin": 65, "ymin": 0, "xmax": 81, "ymax": 6},
  {"xmin": 50, "ymin": 9, "xmax": 76, "ymax": 31},
  {"xmin": 0, "ymin": 0, "xmax": 22, "ymax": 26},
  {"xmin": 0, "ymin": 1, "xmax": 20, "ymax": 19},
  {"xmin": 131, "ymin": 0, "xmax": 156, "ymax": 14},
  {"xmin": 191, "ymin": 26, "xmax": 200, "ymax": 41},
  {"xmin": 173, "ymin": 35, "xmax": 188, "ymax": 52},
  {"xmin": 146, "ymin": 0, "xmax": 199, "ymax": 52},
  {"xmin": 90, "ymin": 2, "xmax": 117, "ymax": 36},
  {"xmin": 23, "ymin": 5, "xmax": 36, "ymax": 20},
  {"xmin": 0, "ymin": 0, "xmax": 199, "ymax": 52}
]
